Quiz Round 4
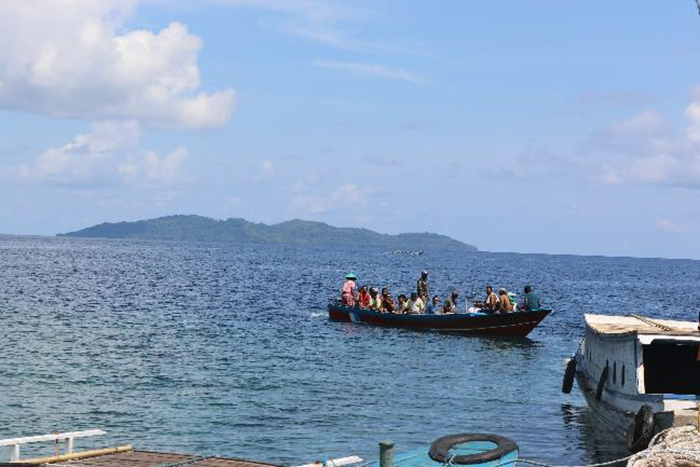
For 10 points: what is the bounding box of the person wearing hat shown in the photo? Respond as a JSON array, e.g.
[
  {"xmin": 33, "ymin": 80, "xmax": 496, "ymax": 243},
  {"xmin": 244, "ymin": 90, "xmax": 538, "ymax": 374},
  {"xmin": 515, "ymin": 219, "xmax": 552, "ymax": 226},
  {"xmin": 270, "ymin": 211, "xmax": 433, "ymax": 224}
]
[
  {"xmin": 416, "ymin": 271, "xmax": 429, "ymax": 302},
  {"xmin": 341, "ymin": 273, "xmax": 358, "ymax": 306}
]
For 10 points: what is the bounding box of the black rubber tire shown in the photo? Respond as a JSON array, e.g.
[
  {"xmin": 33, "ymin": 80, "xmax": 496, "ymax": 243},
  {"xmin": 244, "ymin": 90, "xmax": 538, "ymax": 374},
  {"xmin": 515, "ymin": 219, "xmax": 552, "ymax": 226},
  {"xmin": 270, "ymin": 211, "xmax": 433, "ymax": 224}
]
[
  {"xmin": 428, "ymin": 433, "xmax": 518, "ymax": 465},
  {"xmin": 595, "ymin": 366, "xmax": 608, "ymax": 401},
  {"xmin": 626, "ymin": 405, "xmax": 655, "ymax": 453},
  {"xmin": 562, "ymin": 358, "xmax": 577, "ymax": 394}
]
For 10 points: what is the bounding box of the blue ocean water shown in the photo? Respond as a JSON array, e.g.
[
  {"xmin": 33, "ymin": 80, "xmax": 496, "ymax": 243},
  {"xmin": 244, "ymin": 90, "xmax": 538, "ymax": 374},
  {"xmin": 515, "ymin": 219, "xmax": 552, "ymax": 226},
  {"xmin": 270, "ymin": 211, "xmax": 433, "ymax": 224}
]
[{"xmin": 1, "ymin": 236, "xmax": 699, "ymax": 465}]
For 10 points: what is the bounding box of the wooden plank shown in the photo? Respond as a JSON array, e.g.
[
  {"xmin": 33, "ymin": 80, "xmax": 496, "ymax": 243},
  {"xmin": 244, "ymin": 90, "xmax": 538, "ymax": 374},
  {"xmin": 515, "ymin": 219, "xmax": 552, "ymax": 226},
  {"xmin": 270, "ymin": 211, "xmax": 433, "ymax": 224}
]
[{"xmin": 57, "ymin": 450, "xmax": 285, "ymax": 467}]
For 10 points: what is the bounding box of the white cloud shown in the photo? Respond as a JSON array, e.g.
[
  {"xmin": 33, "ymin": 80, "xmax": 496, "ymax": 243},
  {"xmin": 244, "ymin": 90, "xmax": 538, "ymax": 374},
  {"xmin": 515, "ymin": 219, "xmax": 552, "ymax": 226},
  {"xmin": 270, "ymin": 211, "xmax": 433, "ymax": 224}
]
[
  {"xmin": 607, "ymin": 110, "xmax": 666, "ymax": 138},
  {"xmin": 630, "ymin": 153, "xmax": 679, "ymax": 184},
  {"xmin": 0, "ymin": 0, "xmax": 235, "ymax": 129},
  {"xmin": 252, "ymin": 159, "xmax": 275, "ymax": 182},
  {"xmin": 655, "ymin": 217, "xmax": 692, "ymax": 234},
  {"xmin": 583, "ymin": 107, "xmax": 700, "ymax": 189},
  {"xmin": 213, "ymin": 0, "xmax": 385, "ymax": 52},
  {"xmin": 685, "ymin": 87, "xmax": 700, "ymax": 142},
  {"xmin": 312, "ymin": 60, "xmax": 425, "ymax": 85},
  {"xmin": 17, "ymin": 120, "xmax": 191, "ymax": 187},
  {"xmin": 583, "ymin": 110, "xmax": 669, "ymax": 156},
  {"xmin": 288, "ymin": 183, "xmax": 374, "ymax": 215},
  {"xmin": 595, "ymin": 166, "xmax": 622, "ymax": 186},
  {"xmin": 290, "ymin": 173, "xmax": 322, "ymax": 193}
]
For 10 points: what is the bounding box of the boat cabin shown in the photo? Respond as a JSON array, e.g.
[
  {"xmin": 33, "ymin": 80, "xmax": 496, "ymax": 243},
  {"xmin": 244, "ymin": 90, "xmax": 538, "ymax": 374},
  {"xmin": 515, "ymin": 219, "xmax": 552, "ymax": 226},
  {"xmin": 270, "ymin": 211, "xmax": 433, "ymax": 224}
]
[{"xmin": 579, "ymin": 314, "xmax": 700, "ymax": 416}]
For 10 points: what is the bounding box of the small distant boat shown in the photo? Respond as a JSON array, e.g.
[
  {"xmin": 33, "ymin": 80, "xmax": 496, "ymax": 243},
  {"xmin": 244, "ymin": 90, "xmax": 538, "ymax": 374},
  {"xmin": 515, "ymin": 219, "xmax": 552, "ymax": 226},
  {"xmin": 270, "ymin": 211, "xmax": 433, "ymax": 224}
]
[
  {"xmin": 563, "ymin": 313, "xmax": 700, "ymax": 452},
  {"xmin": 389, "ymin": 249, "xmax": 423, "ymax": 256},
  {"xmin": 327, "ymin": 303, "xmax": 551, "ymax": 337},
  {"xmin": 366, "ymin": 434, "xmax": 518, "ymax": 467}
]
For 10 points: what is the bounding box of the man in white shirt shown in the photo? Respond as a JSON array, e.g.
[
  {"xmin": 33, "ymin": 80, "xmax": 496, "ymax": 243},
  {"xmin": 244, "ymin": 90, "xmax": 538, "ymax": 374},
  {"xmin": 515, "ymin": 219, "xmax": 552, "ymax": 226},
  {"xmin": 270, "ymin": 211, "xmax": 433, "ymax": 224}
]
[{"xmin": 406, "ymin": 292, "xmax": 425, "ymax": 314}]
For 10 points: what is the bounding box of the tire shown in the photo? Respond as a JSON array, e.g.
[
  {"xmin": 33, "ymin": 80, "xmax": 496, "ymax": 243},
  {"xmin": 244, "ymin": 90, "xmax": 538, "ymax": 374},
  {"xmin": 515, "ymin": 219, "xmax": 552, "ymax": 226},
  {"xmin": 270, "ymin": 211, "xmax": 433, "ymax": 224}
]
[
  {"xmin": 428, "ymin": 433, "xmax": 518, "ymax": 465},
  {"xmin": 562, "ymin": 358, "xmax": 576, "ymax": 394},
  {"xmin": 595, "ymin": 366, "xmax": 608, "ymax": 401},
  {"xmin": 626, "ymin": 405, "xmax": 655, "ymax": 453}
]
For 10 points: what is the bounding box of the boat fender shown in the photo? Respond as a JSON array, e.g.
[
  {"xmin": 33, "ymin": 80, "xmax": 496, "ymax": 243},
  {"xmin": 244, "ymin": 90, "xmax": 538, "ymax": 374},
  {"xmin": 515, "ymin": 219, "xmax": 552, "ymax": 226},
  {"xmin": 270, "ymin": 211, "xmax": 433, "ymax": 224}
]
[
  {"xmin": 595, "ymin": 366, "xmax": 608, "ymax": 401},
  {"xmin": 428, "ymin": 433, "xmax": 518, "ymax": 465},
  {"xmin": 626, "ymin": 405, "xmax": 655, "ymax": 453},
  {"xmin": 561, "ymin": 357, "xmax": 577, "ymax": 394}
]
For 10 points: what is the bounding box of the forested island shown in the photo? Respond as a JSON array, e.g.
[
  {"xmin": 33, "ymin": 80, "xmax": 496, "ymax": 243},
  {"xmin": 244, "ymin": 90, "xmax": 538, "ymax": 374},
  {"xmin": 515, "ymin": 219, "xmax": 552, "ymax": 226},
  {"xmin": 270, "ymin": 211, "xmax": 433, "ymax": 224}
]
[{"xmin": 59, "ymin": 215, "xmax": 477, "ymax": 251}]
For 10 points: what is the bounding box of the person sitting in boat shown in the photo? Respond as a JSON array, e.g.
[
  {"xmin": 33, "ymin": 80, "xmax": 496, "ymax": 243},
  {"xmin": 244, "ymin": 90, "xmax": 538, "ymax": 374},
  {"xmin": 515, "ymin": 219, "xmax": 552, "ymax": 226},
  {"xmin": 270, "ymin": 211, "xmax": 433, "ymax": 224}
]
[
  {"xmin": 397, "ymin": 294, "xmax": 409, "ymax": 313},
  {"xmin": 406, "ymin": 292, "xmax": 425, "ymax": 314},
  {"xmin": 443, "ymin": 291, "xmax": 459, "ymax": 313},
  {"xmin": 381, "ymin": 287, "xmax": 396, "ymax": 313},
  {"xmin": 357, "ymin": 285, "xmax": 371, "ymax": 309},
  {"xmin": 417, "ymin": 271, "xmax": 429, "ymax": 302},
  {"xmin": 517, "ymin": 285, "xmax": 541, "ymax": 311},
  {"xmin": 498, "ymin": 288, "xmax": 514, "ymax": 313},
  {"xmin": 426, "ymin": 295, "xmax": 442, "ymax": 314},
  {"xmin": 368, "ymin": 287, "xmax": 382, "ymax": 311},
  {"xmin": 484, "ymin": 285, "xmax": 499, "ymax": 312},
  {"xmin": 341, "ymin": 273, "xmax": 357, "ymax": 306}
]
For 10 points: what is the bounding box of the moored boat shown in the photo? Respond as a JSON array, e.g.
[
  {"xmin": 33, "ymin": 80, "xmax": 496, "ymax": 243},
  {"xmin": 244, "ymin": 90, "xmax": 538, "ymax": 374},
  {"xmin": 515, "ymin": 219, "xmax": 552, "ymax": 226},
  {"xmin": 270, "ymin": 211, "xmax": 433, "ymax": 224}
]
[
  {"xmin": 327, "ymin": 303, "xmax": 551, "ymax": 337},
  {"xmin": 563, "ymin": 313, "xmax": 700, "ymax": 451}
]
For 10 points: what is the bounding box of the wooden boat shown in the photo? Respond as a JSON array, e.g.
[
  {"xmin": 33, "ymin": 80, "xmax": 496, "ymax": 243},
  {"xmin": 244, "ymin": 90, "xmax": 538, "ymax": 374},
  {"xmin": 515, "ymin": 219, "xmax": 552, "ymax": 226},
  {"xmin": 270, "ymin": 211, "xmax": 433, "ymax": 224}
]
[
  {"xmin": 366, "ymin": 434, "xmax": 518, "ymax": 467},
  {"xmin": 327, "ymin": 303, "xmax": 551, "ymax": 337},
  {"xmin": 563, "ymin": 314, "xmax": 700, "ymax": 451}
]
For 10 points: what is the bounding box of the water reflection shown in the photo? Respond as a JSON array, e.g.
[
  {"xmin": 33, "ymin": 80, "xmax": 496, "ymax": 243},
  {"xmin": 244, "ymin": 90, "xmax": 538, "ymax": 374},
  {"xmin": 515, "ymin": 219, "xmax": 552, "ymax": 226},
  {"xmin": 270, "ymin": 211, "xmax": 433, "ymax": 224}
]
[{"xmin": 559, "ymin": 403, "xmax": 628, "ymax": 465}]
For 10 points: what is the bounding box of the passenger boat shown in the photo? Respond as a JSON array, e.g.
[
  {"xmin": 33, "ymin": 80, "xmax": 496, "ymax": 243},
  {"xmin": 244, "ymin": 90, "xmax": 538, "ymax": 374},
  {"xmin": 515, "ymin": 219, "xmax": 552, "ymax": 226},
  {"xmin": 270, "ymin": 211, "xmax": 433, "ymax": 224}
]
[
  {"xmin": 327, "ymin": 303, "xmax": 551, "ymax": 337},
  {"xmin": 366, "ymin": 434, "xmax": 519, "ymax": 467},
  {"xmin": 563, "ymin": 314, "xmax": 700, "ymax": 452}
]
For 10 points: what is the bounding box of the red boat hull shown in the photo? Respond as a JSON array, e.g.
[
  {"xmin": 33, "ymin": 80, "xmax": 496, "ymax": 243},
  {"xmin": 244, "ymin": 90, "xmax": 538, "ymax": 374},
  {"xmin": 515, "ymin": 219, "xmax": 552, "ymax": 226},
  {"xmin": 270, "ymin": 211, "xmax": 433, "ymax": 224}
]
[{"xmin": 327, "ymin": 305, "xmax": 551, "ymax": 337}]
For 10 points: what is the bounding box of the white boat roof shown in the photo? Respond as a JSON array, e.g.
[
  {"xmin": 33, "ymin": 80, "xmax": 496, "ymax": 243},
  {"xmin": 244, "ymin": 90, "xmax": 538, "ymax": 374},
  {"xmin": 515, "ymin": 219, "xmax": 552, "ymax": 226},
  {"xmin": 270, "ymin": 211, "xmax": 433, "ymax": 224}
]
[{"xmin": 585, "ymin": 313, "xmax": 700, "ymax": 337}]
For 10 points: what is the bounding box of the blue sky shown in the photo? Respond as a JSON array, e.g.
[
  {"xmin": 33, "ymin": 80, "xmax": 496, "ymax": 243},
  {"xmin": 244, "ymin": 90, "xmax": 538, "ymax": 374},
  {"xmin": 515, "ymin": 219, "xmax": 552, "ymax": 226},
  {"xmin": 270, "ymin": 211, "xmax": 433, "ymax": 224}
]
[{"xmin": 2, "ymin": 0, "xmax": 700, "ymax": 259}]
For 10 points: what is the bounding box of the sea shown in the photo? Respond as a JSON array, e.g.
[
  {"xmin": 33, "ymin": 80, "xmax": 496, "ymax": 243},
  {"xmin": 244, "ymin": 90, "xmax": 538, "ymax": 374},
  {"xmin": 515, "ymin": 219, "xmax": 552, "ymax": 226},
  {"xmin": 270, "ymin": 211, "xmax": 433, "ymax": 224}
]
[{"xmin": 1, "ymin": 236, "xmax": 699, "ymax": 466}]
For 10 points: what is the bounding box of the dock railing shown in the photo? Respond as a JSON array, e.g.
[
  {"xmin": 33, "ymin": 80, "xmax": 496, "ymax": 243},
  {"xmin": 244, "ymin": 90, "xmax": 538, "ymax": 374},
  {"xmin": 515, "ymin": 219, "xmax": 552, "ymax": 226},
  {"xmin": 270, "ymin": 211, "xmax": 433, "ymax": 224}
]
[{"xmin": 0, "ymin": 429, "xmax": 106, "ymax": 462}]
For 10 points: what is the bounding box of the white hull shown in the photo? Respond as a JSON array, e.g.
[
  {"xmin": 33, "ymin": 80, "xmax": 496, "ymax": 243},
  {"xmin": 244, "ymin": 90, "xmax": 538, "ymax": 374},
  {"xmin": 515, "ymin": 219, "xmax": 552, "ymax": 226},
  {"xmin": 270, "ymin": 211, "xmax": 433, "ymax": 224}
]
[{"xmin": 574, "ymin": 314, "xmax": 700, "ymax": 439}]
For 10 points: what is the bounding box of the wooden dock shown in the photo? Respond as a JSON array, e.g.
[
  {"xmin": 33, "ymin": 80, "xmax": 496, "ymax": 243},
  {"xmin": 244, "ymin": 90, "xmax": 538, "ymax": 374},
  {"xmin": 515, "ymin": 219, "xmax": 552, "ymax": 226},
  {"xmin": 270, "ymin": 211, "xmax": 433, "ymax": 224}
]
[{"xmin": 41, "ymin": 451, "xmax": 285, "ymax": 467}]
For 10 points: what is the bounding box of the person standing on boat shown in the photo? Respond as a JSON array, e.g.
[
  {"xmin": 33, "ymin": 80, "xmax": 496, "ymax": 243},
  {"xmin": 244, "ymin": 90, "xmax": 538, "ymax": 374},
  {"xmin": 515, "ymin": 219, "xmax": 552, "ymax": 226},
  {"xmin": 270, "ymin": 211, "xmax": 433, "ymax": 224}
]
[
  {"xmin": 417, "ymin": 271, "xmax": 429, "ymax": 302},
  {"xmin": 341, "ymin": 273, "xmax": 358, "ymax": 306},
  {"xmin": 518, "ymin": 285, "xmax": 540, "ymax": 311}
]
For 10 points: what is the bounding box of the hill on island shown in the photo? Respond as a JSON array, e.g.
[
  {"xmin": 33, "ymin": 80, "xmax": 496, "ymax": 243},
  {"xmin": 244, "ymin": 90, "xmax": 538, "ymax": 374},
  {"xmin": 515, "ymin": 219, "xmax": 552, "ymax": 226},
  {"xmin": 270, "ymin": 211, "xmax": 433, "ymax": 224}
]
[{"xmin": 58, "ymin": 215, "xmax": 477, "ymax": 251}]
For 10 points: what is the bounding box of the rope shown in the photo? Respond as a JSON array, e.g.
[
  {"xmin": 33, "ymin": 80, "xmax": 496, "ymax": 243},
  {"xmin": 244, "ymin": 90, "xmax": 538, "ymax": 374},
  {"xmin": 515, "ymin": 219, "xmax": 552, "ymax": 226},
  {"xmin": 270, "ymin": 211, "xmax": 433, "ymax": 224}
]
[
  {"xmin": 508, "ymin": 457, "xmax": 630, "ymax": 467},
  {"xmin": 630, "ymin": 314, "xmax": 674, "ymax": 332},
  {"xmin": 627, "ymin": 425, "xmax": 700, "ymax": 467},
  {"xmin": 484, "ymin": 456, "xmax": 631, "ymax": 467}
]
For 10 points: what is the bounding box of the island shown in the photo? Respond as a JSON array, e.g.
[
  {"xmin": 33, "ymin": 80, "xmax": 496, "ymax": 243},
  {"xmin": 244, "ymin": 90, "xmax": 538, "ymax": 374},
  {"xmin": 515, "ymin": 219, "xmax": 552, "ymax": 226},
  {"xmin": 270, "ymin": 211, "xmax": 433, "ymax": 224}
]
[{"xmin": 58, "ymin": 215, "xmax": 477, "ymax": 251}]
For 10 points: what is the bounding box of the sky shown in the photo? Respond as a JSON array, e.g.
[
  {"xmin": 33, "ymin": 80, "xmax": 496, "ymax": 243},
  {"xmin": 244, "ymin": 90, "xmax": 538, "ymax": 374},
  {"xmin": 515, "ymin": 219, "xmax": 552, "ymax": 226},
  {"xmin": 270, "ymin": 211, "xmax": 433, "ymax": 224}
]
[{"xmin": 2, "ymin": 1, "xmax": 700, "ymax": 259}]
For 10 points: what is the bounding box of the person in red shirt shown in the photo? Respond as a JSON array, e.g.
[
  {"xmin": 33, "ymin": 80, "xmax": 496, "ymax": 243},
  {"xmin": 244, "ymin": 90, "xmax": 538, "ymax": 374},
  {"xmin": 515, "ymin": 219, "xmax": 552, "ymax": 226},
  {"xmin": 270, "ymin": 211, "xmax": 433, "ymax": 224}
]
[{"xmin": 357, "ymin": 286, "xmax": 371, "ymax": 309}]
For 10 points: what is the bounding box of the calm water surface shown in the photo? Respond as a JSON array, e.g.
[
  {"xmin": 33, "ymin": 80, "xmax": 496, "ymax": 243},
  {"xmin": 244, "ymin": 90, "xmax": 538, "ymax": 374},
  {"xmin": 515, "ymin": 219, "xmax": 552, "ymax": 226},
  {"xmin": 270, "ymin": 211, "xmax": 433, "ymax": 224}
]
[{"xmin": 1, "ymin": 237, "xmax": 699, "ymax": 465}]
